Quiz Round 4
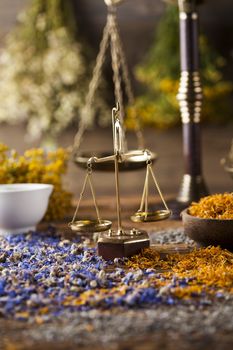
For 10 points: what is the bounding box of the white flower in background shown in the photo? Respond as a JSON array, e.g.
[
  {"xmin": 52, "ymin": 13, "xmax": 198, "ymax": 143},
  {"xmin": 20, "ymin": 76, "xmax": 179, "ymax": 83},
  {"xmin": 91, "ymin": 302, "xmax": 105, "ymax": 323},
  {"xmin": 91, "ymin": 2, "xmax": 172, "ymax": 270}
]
[
  {"xmin": 0, "ymin": 26, "xmax": 88, "ymax": 140},
  {"xmin": 0, "ymin": 1, "xmax": 108, "ymax": 141},
  {"xmin": 36, "ymin": 14, "xmax": 46, "ymax": 31}
]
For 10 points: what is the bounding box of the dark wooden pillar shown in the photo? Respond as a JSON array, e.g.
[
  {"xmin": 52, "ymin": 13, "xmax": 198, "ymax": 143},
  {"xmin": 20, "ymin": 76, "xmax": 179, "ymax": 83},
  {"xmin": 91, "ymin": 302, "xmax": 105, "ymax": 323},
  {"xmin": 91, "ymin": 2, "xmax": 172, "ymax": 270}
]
[{"xmin": 176, "ymin": 0, "xmax": 208, "ymax": 205}]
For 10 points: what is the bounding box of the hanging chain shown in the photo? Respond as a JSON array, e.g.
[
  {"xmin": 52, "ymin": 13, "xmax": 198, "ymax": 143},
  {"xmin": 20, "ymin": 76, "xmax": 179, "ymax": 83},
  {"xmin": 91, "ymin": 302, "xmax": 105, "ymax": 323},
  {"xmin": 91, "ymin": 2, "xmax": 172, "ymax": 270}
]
[
  {"xmin": 113, "ymin": 21, "xmax": 134, "ymax": 105},
  {"xmin": 148, "ymin": 164, "xmax": 169, "ymax": 211},
  {"xmin": 73, "ymin": 1, "xmax": 144, "ymax": 153},
  {"xmin": 70, "ymin": 162, "xmax": 102, "ymax": 224},
  {"xmin": 113, "ymin": 18, "xmax": 145, "ymax": 149},
  {"xmin": 109, "ymin": 6, "xmax": 128, "ymax": 150},
  {"xmin": 138, "ymin": 156, "xmax": 169, "ymax": 214},
  {"xmin": 87, "ymin": 161, "xmax": 102, "ymax": 223},
  {"xmin": 109, "ymin": 9, "xmax": 124, "ymax": 120},
  {"xmin": 139, "ymin": 163, "xmax": 150, "ymax": 213},
  {"xmin": 70, "ymin": 171, "xmax": 89, "ymax": 224},
  {"xmin": 73, "ymin": 20, "xmax": 110, "ymax": 153}
]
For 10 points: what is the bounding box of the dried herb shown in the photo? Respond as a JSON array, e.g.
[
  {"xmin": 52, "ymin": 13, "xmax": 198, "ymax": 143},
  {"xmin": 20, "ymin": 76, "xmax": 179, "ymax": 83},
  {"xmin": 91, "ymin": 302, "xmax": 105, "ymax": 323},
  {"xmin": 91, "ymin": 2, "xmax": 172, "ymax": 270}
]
[
  {"xmin": 0, "ymin": 143, "xmax": 72, "ymax": 220},
  {"xmin": 189, "ymin": 193, "xmax": 233, "ymax": 219}
]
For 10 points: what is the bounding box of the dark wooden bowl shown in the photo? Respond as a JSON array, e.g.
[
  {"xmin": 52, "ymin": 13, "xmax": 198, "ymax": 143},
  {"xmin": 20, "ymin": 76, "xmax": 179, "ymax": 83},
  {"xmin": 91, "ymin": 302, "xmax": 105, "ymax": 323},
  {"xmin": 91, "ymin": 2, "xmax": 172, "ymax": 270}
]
[{"xmin": 181, "ymin": 209, "xmax": 233, "ymax": 249}]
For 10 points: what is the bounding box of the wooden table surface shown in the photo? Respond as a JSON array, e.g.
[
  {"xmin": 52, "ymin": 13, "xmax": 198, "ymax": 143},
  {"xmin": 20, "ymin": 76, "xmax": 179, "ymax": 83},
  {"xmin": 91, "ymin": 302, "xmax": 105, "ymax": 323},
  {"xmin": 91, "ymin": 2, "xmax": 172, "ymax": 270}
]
[{"xmin": 0, "ymin": 196, "xmax": 232, "ymax": 350}]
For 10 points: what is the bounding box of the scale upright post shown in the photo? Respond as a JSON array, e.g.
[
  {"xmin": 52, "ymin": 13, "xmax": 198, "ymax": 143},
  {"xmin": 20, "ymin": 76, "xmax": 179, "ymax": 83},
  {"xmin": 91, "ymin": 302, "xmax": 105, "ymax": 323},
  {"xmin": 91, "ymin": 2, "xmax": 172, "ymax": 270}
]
[
  {"xmin": 97, "ymin": 104, "xmax": 150, "ymax": 260},
  {"xmin": 176, "ymin": 0, "xmax": 208, "ymax": 208}
]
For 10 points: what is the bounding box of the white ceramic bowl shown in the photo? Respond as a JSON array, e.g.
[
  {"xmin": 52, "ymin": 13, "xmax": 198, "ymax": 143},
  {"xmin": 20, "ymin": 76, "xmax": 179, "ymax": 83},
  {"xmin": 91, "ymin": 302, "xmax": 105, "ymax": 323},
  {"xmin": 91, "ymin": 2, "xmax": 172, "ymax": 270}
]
[{"xmin": 0, "ymin": 184, "xmax": 53, "ymax": 235}]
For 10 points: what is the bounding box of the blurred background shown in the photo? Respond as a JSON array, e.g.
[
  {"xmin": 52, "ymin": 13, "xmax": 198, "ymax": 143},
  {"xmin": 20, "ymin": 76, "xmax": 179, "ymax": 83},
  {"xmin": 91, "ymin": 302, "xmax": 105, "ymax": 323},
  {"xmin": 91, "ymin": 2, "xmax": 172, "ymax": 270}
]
[
  {"xmin": 0, "ymin": 0, "xmax": 232, "ymax": 206},
  {"xmin": 1, "ymin": 0, "xmax": 233, "ymax": 74}
]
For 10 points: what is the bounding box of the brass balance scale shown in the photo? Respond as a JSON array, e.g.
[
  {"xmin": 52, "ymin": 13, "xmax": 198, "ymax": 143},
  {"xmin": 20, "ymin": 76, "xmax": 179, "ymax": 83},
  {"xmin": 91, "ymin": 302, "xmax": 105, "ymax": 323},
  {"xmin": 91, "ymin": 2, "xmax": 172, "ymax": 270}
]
[
  {"xmin": 73, "ymin": 0, "xmax": 157, "ymax": 172},
  {"xmin": 69, "ymin": 102, "xmax": 171, "ymax": 260},
  {"xmin": 69, "ymin": 0, "xmax": 171, "ymax": 259}
]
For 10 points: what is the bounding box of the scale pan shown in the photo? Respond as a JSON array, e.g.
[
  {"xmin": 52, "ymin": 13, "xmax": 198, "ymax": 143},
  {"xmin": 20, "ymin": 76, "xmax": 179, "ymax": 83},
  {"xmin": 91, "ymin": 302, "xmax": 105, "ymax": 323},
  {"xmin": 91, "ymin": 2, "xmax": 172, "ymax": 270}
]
[
  {"xmin": 69, "ymin": 219, "xmax": 112, "ymax": 233},
  {"xmin": 74, "ymin": 150, "xmax": 157, "ymax": 172},
  {"xmin": 131, "ymin": 210, "xmax": 171, "ymax": 223}
]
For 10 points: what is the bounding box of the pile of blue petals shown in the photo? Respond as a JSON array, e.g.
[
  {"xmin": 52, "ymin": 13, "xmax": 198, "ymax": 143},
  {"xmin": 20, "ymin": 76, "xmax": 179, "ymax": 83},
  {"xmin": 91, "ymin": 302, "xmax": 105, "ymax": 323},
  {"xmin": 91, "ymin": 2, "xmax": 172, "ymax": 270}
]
[{"xmin": 0, "ymin": 230, "xmax": 210, "ymax": 322}]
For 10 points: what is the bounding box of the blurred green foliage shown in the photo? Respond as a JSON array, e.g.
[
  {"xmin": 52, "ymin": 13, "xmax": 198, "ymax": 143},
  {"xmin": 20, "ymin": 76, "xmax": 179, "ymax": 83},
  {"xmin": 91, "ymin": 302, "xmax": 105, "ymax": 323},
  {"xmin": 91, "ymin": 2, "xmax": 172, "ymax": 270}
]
[
  {"xmin": 0, "ymin": 0, "xmax": 107, "ymax": 140},
  {"xmin": 126, "ymin": 4, "xmax": 233, "ymax": 129}
]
